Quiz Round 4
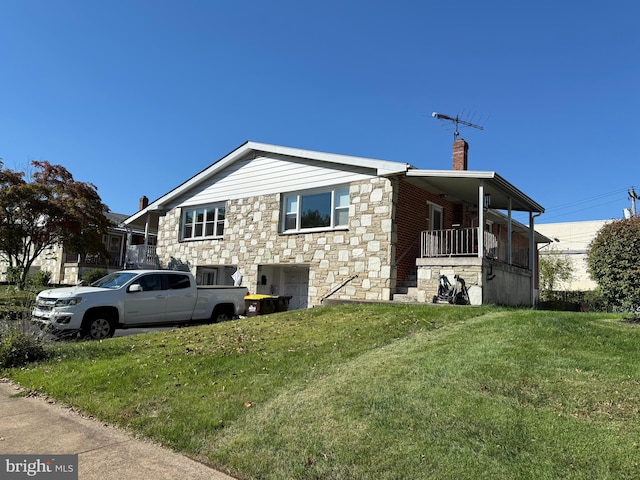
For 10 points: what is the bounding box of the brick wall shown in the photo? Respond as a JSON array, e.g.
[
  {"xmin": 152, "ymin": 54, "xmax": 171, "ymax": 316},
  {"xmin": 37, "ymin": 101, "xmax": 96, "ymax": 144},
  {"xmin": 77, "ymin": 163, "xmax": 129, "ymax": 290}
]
[
  {"xmin": 453, "ymin": 139, "xmax": 469, "ymax": 170},
  {"xmin": 394, "ymin": 179, "xmax": 456, "ymax": 284}
]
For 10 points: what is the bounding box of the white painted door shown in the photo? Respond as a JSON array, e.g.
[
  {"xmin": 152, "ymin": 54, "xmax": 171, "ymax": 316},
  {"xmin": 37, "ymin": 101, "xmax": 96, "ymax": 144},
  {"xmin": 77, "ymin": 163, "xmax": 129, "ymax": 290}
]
[{"xmin": 282, "ymin": 266, "xmax": 309, "ymax": 310}]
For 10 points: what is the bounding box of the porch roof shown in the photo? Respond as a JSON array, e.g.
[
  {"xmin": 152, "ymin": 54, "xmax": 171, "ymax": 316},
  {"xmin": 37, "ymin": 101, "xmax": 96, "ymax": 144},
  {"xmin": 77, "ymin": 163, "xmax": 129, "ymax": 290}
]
[
  {"xmin": 487, "ymin": 210, "xmax": 553, "ymax": 244},
  {"xmin": 404, "ymin": 169, "xmax": 545, "ymax": 214}
]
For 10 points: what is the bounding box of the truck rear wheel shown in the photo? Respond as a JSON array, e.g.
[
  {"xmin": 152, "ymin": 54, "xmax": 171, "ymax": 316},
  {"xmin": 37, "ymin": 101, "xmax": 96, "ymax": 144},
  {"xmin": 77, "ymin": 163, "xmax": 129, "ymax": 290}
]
[
  {"xmin": 211, "ymin": 306, "xmax": 234, "ymax": 323},
  {"xmin": 82, "ymin": 312, "xmax": 116, "ymax": 340}
]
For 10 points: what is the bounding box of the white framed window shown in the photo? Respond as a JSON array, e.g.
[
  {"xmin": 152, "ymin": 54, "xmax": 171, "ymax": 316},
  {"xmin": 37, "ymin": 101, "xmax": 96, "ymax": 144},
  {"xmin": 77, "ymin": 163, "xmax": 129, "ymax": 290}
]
[
  {"xmin": 282, "ymin": 186, "xmax": 350, "ymax": 232},
  {"xmin": 181, "ymin": 204, "xmax": 225, "ymax": 240}
]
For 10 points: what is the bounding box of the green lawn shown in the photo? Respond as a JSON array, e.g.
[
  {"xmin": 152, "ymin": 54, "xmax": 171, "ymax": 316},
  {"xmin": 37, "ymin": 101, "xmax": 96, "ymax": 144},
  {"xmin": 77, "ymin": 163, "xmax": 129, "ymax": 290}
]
[{"xmin": 3, "ymin": 304, "xmax": 639, "ymax": 479}]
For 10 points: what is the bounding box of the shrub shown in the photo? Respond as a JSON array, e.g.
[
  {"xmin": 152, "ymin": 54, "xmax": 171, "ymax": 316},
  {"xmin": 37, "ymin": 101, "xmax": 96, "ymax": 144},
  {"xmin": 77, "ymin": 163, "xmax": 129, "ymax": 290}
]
[
  {"xmin": 581, "ymin": 289, "xmax": 609, "ymax": 312},
  {"xmin": 0, "ymin": 319, "xmax": 50, "ymax": 369},
  {"xmin": 538, "ymin": 290, "xmax": 609, "ymax": 312},
  {"xmin": 587, "ymin": 217, "xmax": 640, "ymax": 312},
  {"xmin": 81, "ymin": 268, "xmax": 109, "ymax": 285},
  {"xmin": 27, "ymin": 270, "xmax": 52, "ymax": 288},
  {"xmin": 538, "ymin": 300, "xmax": 580, "ymax": 312},
  {"xmin": 0, "ymin": 285, "xmax": 37, "ymax": 321}
]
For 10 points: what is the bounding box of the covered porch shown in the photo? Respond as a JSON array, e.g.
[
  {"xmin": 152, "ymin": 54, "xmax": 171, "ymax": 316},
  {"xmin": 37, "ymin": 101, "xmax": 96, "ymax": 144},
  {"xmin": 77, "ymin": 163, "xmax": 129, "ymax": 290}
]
[
  {"xmin": 398, "ymin": 167, "xmax": 548, "ymax": 306},
  {"xmin": 420, "ymin": 218, "xmax": 535, "ymax": 269}
]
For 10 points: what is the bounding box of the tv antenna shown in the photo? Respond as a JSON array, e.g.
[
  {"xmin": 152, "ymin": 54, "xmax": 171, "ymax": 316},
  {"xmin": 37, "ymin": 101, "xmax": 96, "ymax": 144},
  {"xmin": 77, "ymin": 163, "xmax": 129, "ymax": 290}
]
[{"xmin": 432, "ymin": 112, "xmax": 484, "ymax": 141}]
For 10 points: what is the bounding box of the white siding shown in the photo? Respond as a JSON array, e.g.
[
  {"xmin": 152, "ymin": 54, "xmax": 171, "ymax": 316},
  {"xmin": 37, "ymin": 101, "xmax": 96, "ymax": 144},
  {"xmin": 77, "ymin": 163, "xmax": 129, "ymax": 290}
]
[{"xmin": 171, "ymin": 153, "xmax": 377, "ymax": 209}]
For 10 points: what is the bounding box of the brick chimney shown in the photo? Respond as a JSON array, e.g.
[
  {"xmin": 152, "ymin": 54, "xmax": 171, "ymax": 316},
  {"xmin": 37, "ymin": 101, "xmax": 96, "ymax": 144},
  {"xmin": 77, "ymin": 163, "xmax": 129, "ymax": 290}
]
[
  {"xmin": 452, "ymin": 138, "xmax": 469, "ymax": 170},
  {"xmin": 139, "ymin": 195, "xmax": 149, "ymax": 210}
]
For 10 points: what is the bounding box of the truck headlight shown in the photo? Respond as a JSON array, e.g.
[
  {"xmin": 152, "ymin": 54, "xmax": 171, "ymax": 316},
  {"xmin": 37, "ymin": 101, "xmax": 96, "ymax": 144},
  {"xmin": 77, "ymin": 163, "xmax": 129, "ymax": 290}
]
[{"xmin": 55, "ymin": 297, "xmax": 82, "ymax": 307}]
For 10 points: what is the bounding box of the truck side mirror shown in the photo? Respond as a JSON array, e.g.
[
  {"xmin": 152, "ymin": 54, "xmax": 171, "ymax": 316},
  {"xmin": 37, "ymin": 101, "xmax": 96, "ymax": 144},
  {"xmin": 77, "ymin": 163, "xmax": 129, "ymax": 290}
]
[{"xmin": 128, "ymin": 284, "xmax": 143, "ymax": 293}]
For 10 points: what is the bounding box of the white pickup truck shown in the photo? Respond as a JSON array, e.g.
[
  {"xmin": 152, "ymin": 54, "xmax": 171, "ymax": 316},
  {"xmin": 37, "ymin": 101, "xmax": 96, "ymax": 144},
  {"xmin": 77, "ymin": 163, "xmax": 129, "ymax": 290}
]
[{"xmin": 32, "ymin": 270, "xmax": 248, "ymax": 340}]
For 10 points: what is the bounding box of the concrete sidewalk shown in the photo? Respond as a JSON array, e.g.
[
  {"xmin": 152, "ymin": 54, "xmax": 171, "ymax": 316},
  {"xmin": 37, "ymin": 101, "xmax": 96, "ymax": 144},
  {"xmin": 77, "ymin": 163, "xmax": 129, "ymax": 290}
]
[{"xmin": 0, "ymin": 379, "xmax": 236, "ymax": 479}]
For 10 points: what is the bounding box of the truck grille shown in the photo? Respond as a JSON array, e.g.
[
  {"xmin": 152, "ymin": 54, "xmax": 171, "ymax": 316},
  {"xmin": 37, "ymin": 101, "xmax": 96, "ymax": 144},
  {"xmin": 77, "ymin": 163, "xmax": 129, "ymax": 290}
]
[{"xmin": 36, "ymin": 297, "xmax": 57, "ymax": 311}]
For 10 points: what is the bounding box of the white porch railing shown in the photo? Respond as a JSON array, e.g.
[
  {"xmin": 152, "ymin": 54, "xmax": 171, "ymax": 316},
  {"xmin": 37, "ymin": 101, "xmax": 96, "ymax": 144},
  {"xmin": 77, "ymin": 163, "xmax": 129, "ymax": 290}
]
[
  {"xmin": 420, "ymin": 228, "xmax": 526, "ymax": 267},
  {"xmin": 64, "ymin": 252, "xmax": 121, "ymax": 267},
  {"xmin": 125, "ymin": 245, "xmax": 160, "ymax": 268}
]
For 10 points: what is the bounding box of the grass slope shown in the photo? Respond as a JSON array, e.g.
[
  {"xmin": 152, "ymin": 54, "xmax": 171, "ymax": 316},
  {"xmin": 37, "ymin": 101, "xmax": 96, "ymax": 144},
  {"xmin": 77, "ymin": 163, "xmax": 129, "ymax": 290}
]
[{"xmin": 5, "ymin": 305, "xmax": 640, "ymax": 479}]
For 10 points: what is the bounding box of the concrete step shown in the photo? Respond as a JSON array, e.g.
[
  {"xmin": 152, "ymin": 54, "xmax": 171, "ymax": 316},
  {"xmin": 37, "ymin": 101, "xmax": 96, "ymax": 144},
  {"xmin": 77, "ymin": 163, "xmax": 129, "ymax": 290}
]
[{"xmin": 392, "ymin": 293, "xmax": 419, "ymax": 303}]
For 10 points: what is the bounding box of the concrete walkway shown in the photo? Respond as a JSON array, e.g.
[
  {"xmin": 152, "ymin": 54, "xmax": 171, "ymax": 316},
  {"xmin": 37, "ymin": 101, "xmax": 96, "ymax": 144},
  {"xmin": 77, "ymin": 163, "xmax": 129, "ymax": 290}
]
[{"xmin": 0, "ymin": 379, "xmax": 236, "ymax": 479}]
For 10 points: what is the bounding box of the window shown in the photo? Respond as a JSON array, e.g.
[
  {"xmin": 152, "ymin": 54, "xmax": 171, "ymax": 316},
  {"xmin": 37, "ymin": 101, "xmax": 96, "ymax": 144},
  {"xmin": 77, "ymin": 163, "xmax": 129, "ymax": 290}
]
[
  {"xmin": 196, "ymin": 266, "xmax": 237, "ymax": 286},
  {"xmin": 167, "ymin": 274, "xmax": 191, "ymax": 290},
  {"xmin": 282, "ymin": 187, "xmax": 349, "ymax": 232},
  {"xmin": 182, "ymin": 204, "xmax": 225, "ymax": 240},
  {"xmin": 137, "ymin": 274, "xmax": 164, "ymax": 291}
]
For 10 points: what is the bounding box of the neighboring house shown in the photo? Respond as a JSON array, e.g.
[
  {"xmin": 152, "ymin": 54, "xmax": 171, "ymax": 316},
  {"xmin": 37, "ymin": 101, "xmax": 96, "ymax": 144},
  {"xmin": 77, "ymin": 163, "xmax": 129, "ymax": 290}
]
[
  {"xmin": 29, "ymin": 209, "xmax": 158, "ymax": 285},
  {"xmin": 536, "ymin": 219, "xmax": 609, "ymax": 292},
  {"xmin": 124, "ymin": 140, "xmax": 550, "ymax": 309}
]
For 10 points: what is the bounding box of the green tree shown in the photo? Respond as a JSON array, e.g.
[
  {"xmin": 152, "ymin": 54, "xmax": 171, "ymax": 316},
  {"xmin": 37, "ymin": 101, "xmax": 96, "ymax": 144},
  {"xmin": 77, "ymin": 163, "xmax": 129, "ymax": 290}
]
[
  {"xmin": 539, "ymin": 248, "xmax": 574, "ymax": 299},
  {"xmin": 0, "ymin": 160, "xmax": 113, "ymax": 288},
  {"xmin": 587, "ymin": 217, "xmax": 640, "ymax": 311}
]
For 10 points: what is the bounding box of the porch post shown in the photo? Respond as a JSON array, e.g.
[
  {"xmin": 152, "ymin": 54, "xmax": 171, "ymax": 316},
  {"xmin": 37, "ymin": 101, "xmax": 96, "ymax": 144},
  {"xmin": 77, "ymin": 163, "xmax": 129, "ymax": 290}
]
[
  {"xmin": 118, "ymin": 233, "xmax": 126, "ymax": 268},
  {"xmin": 507, "ymin": 197, "xmax": 513, "ymax": 265},
  {"xmin": 144, "ymin": 214, "xmax": 150, "ymax": 262},
  {"xmin": 478, "ymin": 181, "xmax": 484, "ymax": 259},
  {"xmin": 529, "ymin": 211, "xmax": 536, "ymax": 305}
]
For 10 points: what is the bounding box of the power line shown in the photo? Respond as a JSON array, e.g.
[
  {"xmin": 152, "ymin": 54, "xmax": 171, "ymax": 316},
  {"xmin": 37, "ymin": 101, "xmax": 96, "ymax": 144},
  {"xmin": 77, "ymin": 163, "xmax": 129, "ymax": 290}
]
[
  {"xmin": 541, "ymin": 197, "xmax": 624, "ymax": 222},
  {"xmin": 538, "ymin": 188, "xmax": 629, "ymax": 221},
  {"xmin": 544, "ymin": 188, "xmax": 627, "ymax": 213}
]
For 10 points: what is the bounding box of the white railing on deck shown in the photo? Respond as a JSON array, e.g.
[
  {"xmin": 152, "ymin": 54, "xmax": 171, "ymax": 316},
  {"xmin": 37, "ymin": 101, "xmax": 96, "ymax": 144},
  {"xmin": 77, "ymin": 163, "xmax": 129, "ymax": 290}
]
[
  {"xmin": 420, "ymin": 228, "xmax": 528, "ymax": 268},
  {"xmin": 125, "ymin": 245, "xmax": 159, "ymax": 267},
  {"xmin": 421, "ymin": 228, "xmax": 498, "ymax": 259},
  {"xmin": 421, "ymin": 228, "xmax": 476, "ymax": 257},
  {"xmin": 64, "ymin": 252, "xmax": 120, "ymax": 267}
]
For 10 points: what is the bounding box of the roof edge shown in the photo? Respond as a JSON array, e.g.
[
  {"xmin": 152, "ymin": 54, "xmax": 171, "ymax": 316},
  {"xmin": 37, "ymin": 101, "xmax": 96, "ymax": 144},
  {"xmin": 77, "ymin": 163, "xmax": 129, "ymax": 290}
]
[{"xmin": 125, "ymin": 142, "xmax": 411, "ymax": 225}]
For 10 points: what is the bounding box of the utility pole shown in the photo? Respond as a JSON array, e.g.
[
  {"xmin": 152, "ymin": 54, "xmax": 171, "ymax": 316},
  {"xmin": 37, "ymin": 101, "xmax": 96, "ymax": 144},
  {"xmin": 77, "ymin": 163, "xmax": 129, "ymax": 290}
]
[{"xmin": 629, "ymin": 187, "xmax": 640, "ymax": 217}]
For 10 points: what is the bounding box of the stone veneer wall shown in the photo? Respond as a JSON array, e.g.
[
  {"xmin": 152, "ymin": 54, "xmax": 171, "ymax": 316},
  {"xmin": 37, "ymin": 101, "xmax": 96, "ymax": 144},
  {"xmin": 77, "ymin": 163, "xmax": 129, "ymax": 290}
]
[
  {"xmin": 156, "ymin": 177, "xmax": 397, "ymax": 307},
  {"xmin": 416, "ymin": 257, "xmax": 534, "ymax": 306},
  {"xmin": 415, "ymin": 257, "xmax": 483, "ymax": 303}
]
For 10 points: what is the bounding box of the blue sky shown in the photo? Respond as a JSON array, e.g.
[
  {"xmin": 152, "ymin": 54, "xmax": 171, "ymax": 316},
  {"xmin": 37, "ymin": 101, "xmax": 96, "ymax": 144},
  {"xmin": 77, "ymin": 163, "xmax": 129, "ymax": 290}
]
[{"xmin": 1, "ymin": 1, "xmax": 638, "ymax": 224}]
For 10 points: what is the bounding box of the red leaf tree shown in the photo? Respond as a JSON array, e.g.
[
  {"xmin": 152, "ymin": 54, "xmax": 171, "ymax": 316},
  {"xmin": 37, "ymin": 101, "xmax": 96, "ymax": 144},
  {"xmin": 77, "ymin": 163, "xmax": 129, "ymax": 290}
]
[{"xmin": 0, "ymin": 160, "xmax": 113, "ymax": 288}]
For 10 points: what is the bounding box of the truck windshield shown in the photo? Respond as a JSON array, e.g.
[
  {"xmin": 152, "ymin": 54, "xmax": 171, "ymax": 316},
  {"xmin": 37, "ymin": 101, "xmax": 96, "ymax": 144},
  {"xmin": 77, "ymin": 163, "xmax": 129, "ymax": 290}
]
[{"xmin": 92, "ymin": 272, "xmax": 139, "ymax": 289}]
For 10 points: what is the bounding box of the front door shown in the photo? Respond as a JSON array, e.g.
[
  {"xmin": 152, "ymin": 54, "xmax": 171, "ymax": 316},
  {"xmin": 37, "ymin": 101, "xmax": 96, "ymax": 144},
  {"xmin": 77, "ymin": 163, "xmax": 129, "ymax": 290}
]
[
  {"xmin": 429, "ymin": 203, "xmax": 443, "ymax": 230},
  {"xmin": 282, "ymin": 266, "xmax": 309, "ymax": 310},
  {"xmin": 428, "ymin": 203, "xmax": 444, "ymax": 255}
]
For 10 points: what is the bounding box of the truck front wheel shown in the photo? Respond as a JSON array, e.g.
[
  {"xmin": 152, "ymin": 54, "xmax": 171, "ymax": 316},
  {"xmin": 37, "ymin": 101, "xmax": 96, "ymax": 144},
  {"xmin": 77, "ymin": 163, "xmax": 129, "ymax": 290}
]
[{"xmin": 82, "ymin": 312, "xmax": 116, "ymax": 340}]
